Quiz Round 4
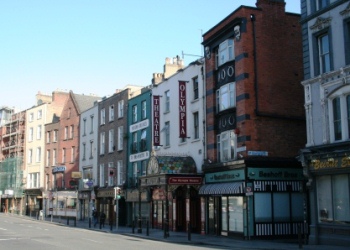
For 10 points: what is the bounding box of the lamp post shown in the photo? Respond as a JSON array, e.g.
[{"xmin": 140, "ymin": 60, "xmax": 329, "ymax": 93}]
[{"xmin": 114, "ymin": 187, "xmax": 119, "ymax": 231}]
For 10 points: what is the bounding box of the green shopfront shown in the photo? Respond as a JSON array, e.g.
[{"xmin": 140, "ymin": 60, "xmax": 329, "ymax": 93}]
[{"xmin": 200, "ymin": 163, "xmax": 306, "ymax": 239}]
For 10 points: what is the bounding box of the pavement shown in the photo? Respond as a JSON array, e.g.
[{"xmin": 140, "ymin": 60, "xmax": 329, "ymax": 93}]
[{"xmin": 7, "ymin": 213, "xmax": 350, "ymax": 250}]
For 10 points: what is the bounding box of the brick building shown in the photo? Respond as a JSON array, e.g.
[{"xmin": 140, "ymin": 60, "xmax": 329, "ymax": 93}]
[{"xmin": 201, "ymin": 0, "xmax": 306, "ymax": 238}]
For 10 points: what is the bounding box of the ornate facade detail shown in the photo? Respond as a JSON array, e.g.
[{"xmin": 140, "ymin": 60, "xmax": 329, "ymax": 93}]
[
  {"xmin": 340, "ymin": 2, "xmax": 350, "ymax": 18},
  {"xmin": 310, "ymin": 17, "xmax": 332, "ymax": 31}
]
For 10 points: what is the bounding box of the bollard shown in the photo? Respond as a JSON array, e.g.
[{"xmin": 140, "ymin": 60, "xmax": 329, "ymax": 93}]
[
  {"xmin": 146, "ymin": 220, "xmax": 149, "ymax": 236},
  {"xmin": 188, "ymin": 222, "xmax": 191, "ymax": 241}
]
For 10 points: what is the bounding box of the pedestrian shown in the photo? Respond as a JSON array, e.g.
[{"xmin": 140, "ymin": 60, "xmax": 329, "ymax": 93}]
[
  {"xmin": 100, "ymin": 211, "xmax": 106, "ymax": 228},
  {"xmin": 92, "ymin": 209, "xmax": 98, "ymax": 228},
  {"xmin": 2, "ymin": 204, "xmax": 5, "ymax": 213}
]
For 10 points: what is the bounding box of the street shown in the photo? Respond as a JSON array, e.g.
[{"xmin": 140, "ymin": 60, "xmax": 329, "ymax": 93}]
[{"xmin": 0, "ymin": 214, "xmax": 226, "ymax": 250}]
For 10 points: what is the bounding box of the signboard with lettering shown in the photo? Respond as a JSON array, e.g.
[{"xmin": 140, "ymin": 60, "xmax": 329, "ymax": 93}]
[
  {"xmin": 205, "ymin": 169, "xmax": 245, "ymax": 183},
  {"xmin": 310, "ymin": 157, "xmax": 350, "ymax": 171},
  {"xmin": 129, "ymin": 151, "xmax": 150, "ymax": 162},
  {"xmin": 168, "ymin": 176, "xmax": 202, "ymax": 185},
  {"xmin": 129, "ymin": 119, "xmax": 149, "ymax": 133},
  {"xmin": 247, "ymin": 168, "xmax": 303, "ymax": 180},
  {"xmin": 153, "ymin": 96, "xmax": 160, "ymax": 146},
  {"xmin": 179, "ymin": 81, "xmax": 187, "ymax": 138},
  {"xmin": 52, "ymin": 166, "xmax": 66, "ymax": 174}
]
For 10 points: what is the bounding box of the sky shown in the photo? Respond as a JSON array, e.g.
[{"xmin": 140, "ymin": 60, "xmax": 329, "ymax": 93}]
[{"xmin": 0, "ymin": 0, "xmax": 300, "ymax": 111}]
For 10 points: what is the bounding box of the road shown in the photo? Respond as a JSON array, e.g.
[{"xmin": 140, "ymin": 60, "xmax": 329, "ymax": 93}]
[{"xmin": 0, "ymin": 214, "xmax": 226, "ymax": 250}]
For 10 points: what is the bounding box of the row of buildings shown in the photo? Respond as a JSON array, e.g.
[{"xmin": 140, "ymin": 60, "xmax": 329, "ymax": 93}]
[{"xmin": 0, "ymin": 0, "xmax": 349, "ymax": 246}]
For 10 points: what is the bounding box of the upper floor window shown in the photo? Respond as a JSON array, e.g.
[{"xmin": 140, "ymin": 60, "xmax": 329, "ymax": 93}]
[
  {"xmin": 71, "ymin": 146, "xmax": 75, "ymax": 163},
  {"xmin": 109, "ymin": 105, "xmax": 114, "ymax": 121},
  {"xmin": 29, "ymin": 127, "xmax": 34, "ymax": 142},
  {"xmin": 99, "ymin": 164, "xmax": 105, "ymax": 187},
  {"xmin": 28, "ymin": 149, "xmax": 33, "ymax": 164},
  {"xmin": 217, "ymin": 130, "xmax": 236, "ymax": 162},
  {"xmin": 70, "ymin": 125, "xmax": 74, "ymax": 139},
  {"xmin": 132, "ymin": 105, "xmax": 137, "ymax": 123},
  {"xmin": 329, "ymin": 88, "xmax": 350, "ymax": 142},
  {"xmin": 165, "ymin": 121, "xmax": 170, "ymax": 147},
  {"xmin": 216, "ymin": 82, "xmax": 236, "ymax": 113},
  {"xmin": 311, "ymin": 0, "xmax": 329, "ymax": 12},
  {"xmin": 37, "ymin": 109, "xmax": 42, "ymax": 120},
  {"xmin": 53, "ymin": 130, "xmax": 58, "ymax": 142},
  {"xmin": 83, "ymin": 118, "xmax": 87, "ymax": 136},
  {"xmin": 46, "ymin": 149, "xmax": 50, "ymax": 167},
  {"xmin": 118, "ymin": 100, "xmax": 124, "ymax": 118},
  {"xmin": 53, "ymin": 149, "xmax": 57, "ymax": 165},
  {"xmin": 193, "ymin": 77, "xmax": 199, "ymax": 100},
  {"xmin": 46, "ymin": 131, "xmax": 51, "ymax": 143},
  {"xmin": 82, "ymin": 143, "xmax": 86, "ymax": 160},
  {"xmin": 90, "ymin": 140, "xmax": 94, "ymax": 159},
  {"xmin": 141, "ymin": 101, "xmax": 147, "ymax": 120},
  {"xmin": 118, "ymin": 126, "xmax": 123, "ymax": 150},
  {"xmin": 117, "ymin": 160, "xmax": 124, "ymax": 185},
  {"xmin": 193, "ymin": 112, "xmax": 199, "ymax": 139},
  {"xmin": 165, "ymin": 91, "xmax": 170, "ymax": 112},
  {"xmin": 62, "ymin": 148, "xmax": 66, "ymax": 163},
  {"xmin": 140, "ymin": 129, "xmax": 147, "ymax": 151},
  {"xmin": 345, "ymin": 19, "xmax": 350, "ymax": 65},
  {"xmin": 29, "ymin": 112, "xmax": 34, "ymax": 122},
  {"xmin": 100, "ymin": 132, "xmax": 105, "ymax": 155},
  {"xmin": 36, "ymin": 147, "xmax": 41, "ymax": 162},
  {"xmin": 64, "ymin": 126, "xmax": 68, "ymax": 140},
  {"xmin": 90, "ymin": 115, "xmax": 94, "ymax": 133},
  {"xmin": 37, "ymin": 125, "xmax": 42, "ymax": 140},
  {"xmin": 131, "ymin": 132, "xmax": 138, "ymax": 153},
  {"xmin": 217, "ymin": 39, "xmax": 234, "ymax": 67},
  {"xmin": 101, "ymin": 108, "xmax": 105, "ymax": 125},
  {"xmin": 108, "ymin": 129, "xmax": 114, "ymax": 153},
  {"xmin": 317, "ymin": 33, "xmax": 331, "ymax": 74}
]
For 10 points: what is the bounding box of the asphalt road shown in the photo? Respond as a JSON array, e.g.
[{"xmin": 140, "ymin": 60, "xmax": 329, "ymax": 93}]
[{"xmin": 0, "ymin": 214, "xmax": 226, "ymax": 250}]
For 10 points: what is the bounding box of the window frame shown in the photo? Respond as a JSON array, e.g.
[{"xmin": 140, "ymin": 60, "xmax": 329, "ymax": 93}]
[
  {"xmin": 216, "ymin": 82, "xmax": 236, "ymax": 113},
  {"xmin": 217, "ymin": 38, "xmax": 235, "ymax": 67},
  {"xmin": 100, "ymin": 108, "xmax": 106, "ymax": 125},
  {"xmin": 217, "ymin": 130, "xmax": 236, "ymax": 162},
  {"xmin": 118, "ymin": 100, "xmax": 124, "ymax": 118},
  {"xmin": 109, "ymin": 105, "xmax": 114, "ymax": 122},
  {"xmin": 165, "ymin": 91, "xmax": 170, "ymax": 112}
]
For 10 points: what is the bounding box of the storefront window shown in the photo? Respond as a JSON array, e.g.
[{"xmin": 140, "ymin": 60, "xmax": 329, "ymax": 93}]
[
  {"xmin": 222, "ymin": 197, "xmax": 228, "ymax": 231},
  {"xmin": 332, "ymin": 175, "xmax": 350, "ymax": 222},
  {"xmin": 228, "ymin": 196, "xmax": 243, "ymax": 232},
  {"xmin": 273, "ymin": 193, "xmax": 290, "ymax": 222},
  {"xmin": 291, "ymin": 193, "xmax": 304, "ymax": 221},
  {"xmin": 317, "ymin": 175, "xmax": 333, "ymax": 222},
  {"xmin": 254, "ymin": 193, "xmax": 272, "ymax": 222}
]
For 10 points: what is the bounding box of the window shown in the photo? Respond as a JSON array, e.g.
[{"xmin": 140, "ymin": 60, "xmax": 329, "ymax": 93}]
[
  {"xmin": 71, "ymin": 146, "xmax": 75, "ymax": 163},
  {"xmin": 140, "ymin": 129, "xmax": 147, "ymax": 151},
  {"xmin": 82, "ymin": 143, "xmax": 86, "ymax": 160},
  {"xmin": 37, "ymin": 109, "xmax": 42, "ymax": 119},
  {"xmin": 117, "ymin": 160, "xmax": 123, "ymax": 185},
  {"xmin": 217, "ymin": 130, "xmax": 236, "ymax": 162},
  {"xmin": 133, "ymin": 162, "xmax": 138, "ymax": 185},
  {"xmin": 109, "ymin": 105, "xmax": 114, "ymax": 121},
  {"xmin": 311, "ymin": 0, "xmax": 330, "ymax": 12},
  {"xmin": 165, "ymin": 91, "xmax": 170, "ymax": 112},
  {"xmin": 131, "ymin": 132, "xmax": 138, "ymax": 153},
  {"xmin": 141, "ymin": 100, "xmax": 147, "ymax": 119},
  {"xmin": 36, "ymin": 147, "xmax": 41, "ymax": 162},
  {"xmin": 83, "ymin": 118, "xmax": 87, "ymax": 136},
  {"xmin": 37, "ymin": 125, "xmax": 42, "ymax": 140},
  {"xmin": 29, "ymin": 127, "xmax": 33, "ymax": 142},
  {"xmin": 53, "ymin": 130, "xmax": 58, "ymax": 142},
  {"xmin": 165, "ymin": 121, "xmax": 170, "ymax": 147},
  {"xmin": 318, "ymin": 33, "xmax": 331, "ymax": 74},
  {"xmin": 118, "ymin": 126, "xmax": 123, "ymax": 150},
  {"xmin": 100, "ymin": 132, "xmax": 105, "ymax": 155},
  {"xmin": 108, "ymin": 129, "xmax": 114, "ymax": 152},
  {"xmin": 118, "ymin": 100, "xmax": 124, "ymax": 118},
  {"xmin": 216, "ymin": 82, "xmax": 236, "ymax": 113},
  {"xmin": 100, "ymin": 108, "xmax": 105, "ymax": 125},
  {"xmin": 218, "ymin": 39, "xmax": 234, "ymax": 67},
  {"xmin": 317, "ymin": 175, "xmax": 350, "ymax": 223},
  {"xmin": 100, "ymin": 164, "xmax": 105, "ymax": 187},
  {"xmin": 141, "ymin": 160, "xmax": 147, "ymax": 176},
  {"xmin": 46, "ymin": 150, "xmax": 50, "ymax": 167},
  {"xmin": 132, "ymin": 105, "xmax": 137, "ymax": 123},
  {"xmin": 28, "ymin": 149, "xmax": 33, "ymax": 164},
  {"xmin": 62, "ymin": 148, "xmax": 66, "ymax": 163},
  {"xmin": 64, "ymin": 126, "xmax": 68, "ymax": 140},
  {"xmin": 53, "ymin": 149, "xmax": 57, "ymax": 165},
  {"xmin": 90, "ymin": 115, "xmax": 94, "ymax": 133},
  {"xmin": 328, "ymin": 87, "xmax": 350, "ymax": 142},
  {"xmin": 108, "ymin": 162, "xmax": 114, "ymax": 186},
  {"xmin": 193, "ymin": 77, "xmax": 199, "ymax": 100},
  {"xmin": 46, "ymin": 131, "xmax": 51, "ymax": 143},
  {"xmin": 28, "ymin": 173, "xmax": 40, "ymax": 188},
  {"xmin": 345, "ymin": 19, "xmax": 350, "ymax": 65},
  {"xmin": 70, "ymin": 125, "xmax": 74, "ymax": 139},
  {"xmin": 29, "ymin": 112, "xmax": 34, "ymax": 122},
  {"xmin": 90, "ymin": 140, "xmax": 94, "ymax": 159},
  {"xmin": 193, "ymin": 112, "xmax": 199, "ymax": 139}
]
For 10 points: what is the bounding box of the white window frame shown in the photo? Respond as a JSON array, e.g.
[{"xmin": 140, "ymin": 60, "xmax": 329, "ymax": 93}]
[
  {"xmin": 118, "ymin": 100, "xmax": 124, "ymax": 118},
  {"xmin": 109, "ymin": 105, "xmax": 114, "ymax": 121},
  {"xmin": 70, "ymin": 125, "xmax": 74, "ymax": 139},
  {"xmin": 46, "ymin": 149, "xmax": 50, "ymax": 167},
  {"xmin": 117, "ymin": 160, "xmax": 123, "ymax": 185},
  {"xmin": 165, "ymin": 121, "xmax": 170, "ymax": 147},
  {"xmin": 217, "ymin": 130, "xmax": 236, "ymax": 162},
  {"xmin": 108, "ymin": 162, "xmax": 114, "ymax": 186},
  {"xmin": 53, "ymin": 130, "xmax": 58, "ymax": 142},
  {"xmin": 37, "ymin": 125, "xmax": 42, "ymax": 140},
  {"xmin": 132, "ymin": 105, "xmax": 137, "ymax": 123},
  {"xmin": 29, "ymin": 112, "xmax": 34, "ymax": 122},
  {"xmin": 218, "ymin": 38, "xmax": 234, "ymax": 67},
  {"xmin": 318, "ymin": 33, "xmax": 331, "ymax": 74},
  {"xmin": 193, "ymin": 76, "xmax": 199, "ymax": 100},
  {"xmin": 71, "ymin": 146, "xmax": 75, "ymax": 163},
  {"xmin": 165, "ymin": 90, "xmax": 170, "ymax": 112},
  {"xmin": 328, "ymin": 86, "xmax": 350, "ymax": 142},
  {"xmin": 101, "ymin": 108, "xmax": 105, "ymax": 125},
  {"xmin": 193, "ymin": 112, "xmax": 199, "ymax": 139},
  {"xmin": 53, "ymin": 149, "xmax": 57, "ymax": 165},
  {"xmin": 99, "ymin": 164, "xmax": 105, "ymax": 187},
  {"xmin": 29, "ymin": 127, "xmax": 34, "ymax": 142},
  {"xmin": 118, "ymin": 126, "xmax": 123, "ymax": 150},
  {"xmin": 28, "ymin": 149, "xmax": 33, "ymax": 164},
  {"xmin": 62, "ymin": 148, "xmax": 66, "ymax": 163},
  {"xmin": 83, "ymin": 118, "xmax": 87, "ymax": 136},
  {"xmin": 64, "ymin": 126, "xmax": 68, "ymax": 140},
  {"xmin": 36, "ymin": 147, "xmax": 41, "ymax": 163},
  {"xmin": 100, "ymin": 132, "xmax": 105, "ymax": 155},
  {"xmin": 37, "ymin": 109, "xmax": 42, "ymax": 120},
  {"xmin": 141, "ymin": 100, "xmax": 147, "ymax": 119},
  {"xmin": 216, "ymin": 82, "xmax": 236, "ymax": 113},
  {"xmin": 108, "ymin": 129, "xmax": 114, "ymax": 152},
  {"xmin": 46, "ymin": 131, "xmax": 51, "ymax": 143},
  {"xmin": 82, "ymin": 143, "xmax": 86, "ymax": 160},
  {"xmin": 90, "ymin": 140, "xmax": 94, "ymax": 159}
]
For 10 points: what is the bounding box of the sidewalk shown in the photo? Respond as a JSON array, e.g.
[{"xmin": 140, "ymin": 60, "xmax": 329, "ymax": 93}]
[{"xmin": 20, "ymin": 214, "xmax": 350, "ymax": 250}]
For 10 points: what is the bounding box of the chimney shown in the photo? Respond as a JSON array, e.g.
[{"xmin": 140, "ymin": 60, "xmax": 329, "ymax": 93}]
[{"xmin": 256, "ymin": 0, "xmax": 285, "ymax": 12}]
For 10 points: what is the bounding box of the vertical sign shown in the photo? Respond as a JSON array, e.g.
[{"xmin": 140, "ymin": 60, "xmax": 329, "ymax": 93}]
[
  {"xmin": 153, "ymin": 95, "xmax": 160, "ymax": 146},
  {"xmin": 179, "ymin": 81, "xmax": 187, "ymax": 138}
]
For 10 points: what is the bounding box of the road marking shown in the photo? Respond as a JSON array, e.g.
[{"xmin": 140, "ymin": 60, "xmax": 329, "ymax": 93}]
[
  {"xmin": 82, "ymin": 238, "xmax": 99, "ymax": 243},
  {"xmin": 0, "ymin": 228, "xmax": 7, "ymax": 230}
]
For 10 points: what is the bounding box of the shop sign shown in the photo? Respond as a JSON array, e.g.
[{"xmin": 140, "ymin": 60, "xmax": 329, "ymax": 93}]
[
  {"xmin": 130, "ymin": 119, "xmax": 149, "ymax": 133},
  {"xmin": 129, "ymin": 151, "xmax": 150, "ymax": 162},
  {"xmin": 248, "ymin": 151, "xmax": 268, "ymax": 156},
  {"xmin": 168, "ymin": 177, "xmax": 202, "ymax": 185},
  {"xmin": 245, "ymin": 186, "xmax": 253, "ymax": 196},
  {"xmin": 248, "ymin": 168, "xmax": 303, "ymax": 180},
  {"xmin": 205, "ymin": 169, "xmax": 245, "ymax": 183},
  {"xmin": 52, "ymin": 166, "xmax": 66, "ymax": 174},
  {"xmin": 310, "ymin": 157, "xmax": 350, "ymax": 171}
]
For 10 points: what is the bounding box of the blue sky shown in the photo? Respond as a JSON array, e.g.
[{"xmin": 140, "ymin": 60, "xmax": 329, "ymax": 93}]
[{"xmin": 0, "ymin": 0, "xmax": 300, "ymax": 111}]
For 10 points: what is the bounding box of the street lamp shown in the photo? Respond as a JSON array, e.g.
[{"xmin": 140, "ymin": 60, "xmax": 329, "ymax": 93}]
[{"xmin": 114, "ymin": 187, "xmax": 120, "ymax": 231}]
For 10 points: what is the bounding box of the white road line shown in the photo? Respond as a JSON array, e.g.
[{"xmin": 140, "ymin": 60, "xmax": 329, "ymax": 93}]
[
  {"xmin": 81, "ymin": 238, "xmax": 100, "ymax": 243},
  {"xmin": 0, "ymin": 228, "xmax": 7, "ymax": 230}
]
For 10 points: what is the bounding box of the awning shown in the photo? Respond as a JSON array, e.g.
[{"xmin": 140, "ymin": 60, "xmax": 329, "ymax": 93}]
[{"xmin": 199, "ymin": 182, "xmax": 245, "ymax": 195}]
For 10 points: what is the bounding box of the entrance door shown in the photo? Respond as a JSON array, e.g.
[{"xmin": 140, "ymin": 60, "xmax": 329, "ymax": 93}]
[
  {"xmin": 208, "ymin": 196, "xmax": 221, "ymax": 235},
  {"xmin": 221, "ymin": 196, "xmax": 244, "ymax": 236}
]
